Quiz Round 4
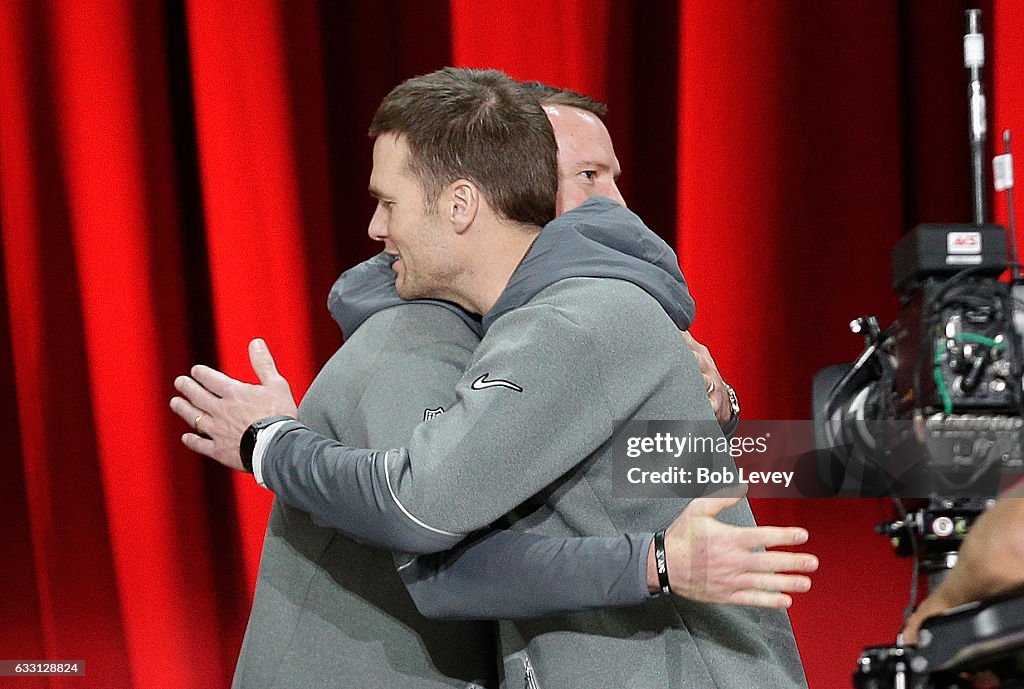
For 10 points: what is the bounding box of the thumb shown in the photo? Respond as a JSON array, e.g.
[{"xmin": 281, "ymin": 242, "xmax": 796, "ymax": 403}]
[{"xmin": 249, "ymin": 338, "xmax": 282, "ymax": 385}]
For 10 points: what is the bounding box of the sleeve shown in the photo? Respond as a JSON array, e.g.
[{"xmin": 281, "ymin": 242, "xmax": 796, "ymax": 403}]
[
  {"xmin": 260, "ymin": 303, "xmax": 617, "ymax": 552},
  {"xmin": 396, "ymin": 530, "xmax": 655, "ymax": 620},
  {"xmin": 257, "ymin": 421, "xmax": 464, "ymax": 553}
]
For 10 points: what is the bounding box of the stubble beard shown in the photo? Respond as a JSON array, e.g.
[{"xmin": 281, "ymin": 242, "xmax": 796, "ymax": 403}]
[{"xmin": 393, "ymin": 263, "xmax": 432, "ymax": 301}]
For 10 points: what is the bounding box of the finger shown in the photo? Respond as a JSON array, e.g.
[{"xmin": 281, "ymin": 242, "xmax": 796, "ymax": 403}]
[
  {"xmin": 680, "ymin": 329, "xmax": 711, "ymax": 358},
  {"xmin": 191, "ymin": 364, "xmax": 242, "ymax": 397},
  {"xmin": 703, "ymin": 373, "xmax": 716, "ymax": 396},
  {"xmin": 709, "ymin": 387, "xmax": 728, "ymax": 422},
  {"xmin": 170, "ymin": 395, "xmax": 206, "ymax": 428},
  {"xmin": 709, "ymin": 381, "xmax": 728, "ymax": 407},
  {"xmin": 901, "ymin": 616, "xmax": 922, "ymax": 645},
  {"xmin": 732, "ymin": 572, "xmax": 811, "ymax": 594},
  {"xmin": 902, "ymin": 596, "xmax": 947, "ymax": 645},
  {"xmin": 728, "ymin": 590, "xmax": 793, "ymax": 609},
  {"xmin": 735, "ymin": 525, "xmax": 809, "ymax": 549},
  {"xmin": 181, "ymin": 432, "xmax": 216, "ymax": 458},
  {"xmin": 173, "ymin": 376, "xmax": 221, "ymax": 412},
  {"xmin": 745, "ymin": 550, "xmax": 819, "ymax": 573},
  {"xmin": 248, "ymin": 338, "xmax": 283, "ymax": 386}
]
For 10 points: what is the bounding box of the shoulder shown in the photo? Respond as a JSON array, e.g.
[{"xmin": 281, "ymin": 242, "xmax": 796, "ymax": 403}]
[
  {"xmin": 480, "ymin": 278, "xmax": 682, "ymax": 364},
  {"xmin": 523, "ymin": 277, "xmax": 679, "ymax": 332},
  {"xmin": 306, "ymin": 302, "xmax": 478, "ymax": 415},
  {"xmin": 350, "ymin": 302, "xmax": 480, "ymax": 352}
]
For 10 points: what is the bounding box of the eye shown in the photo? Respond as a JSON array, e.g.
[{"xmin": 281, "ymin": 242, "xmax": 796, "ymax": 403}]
[
  {"xmin": 378, "ymin": 199, "xmax": 395, "ymax": 210},
  {"xmin": 578, "ymin": 170, "xmax": 598, "ymax": 181}
]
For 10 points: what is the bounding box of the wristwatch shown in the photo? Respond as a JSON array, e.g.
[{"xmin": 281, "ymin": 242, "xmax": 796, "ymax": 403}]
[
  {"xmin": 720, "ymin": 384, "xmax": 740, "ymax": 437},
  {"xmin": 240, "ymin": 415, "xmax": 294, "ymax": 473},
  {"xmin": 725, "ymin": 383, "xmax": 740, "ymax": 419}
]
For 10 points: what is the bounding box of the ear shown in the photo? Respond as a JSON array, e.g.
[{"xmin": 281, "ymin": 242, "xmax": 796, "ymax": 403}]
[{"xmin": 447, "ymin": 179, "xmax": 479, "ymax": 234}]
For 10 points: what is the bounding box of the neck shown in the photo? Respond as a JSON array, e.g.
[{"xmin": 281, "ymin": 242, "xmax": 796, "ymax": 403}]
[{"xmin": 456, "ymin": 223, "xmax": 541, "ymax": 315}]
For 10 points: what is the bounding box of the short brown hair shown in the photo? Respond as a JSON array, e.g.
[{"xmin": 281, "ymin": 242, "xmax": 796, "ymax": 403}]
[
  {"xmin": 370, "ymin": 68, "xmax": 557, "ymax": 228},
  {"xmin": 519, "ymin": 81, "xmax": 608, "ymax": 119}
]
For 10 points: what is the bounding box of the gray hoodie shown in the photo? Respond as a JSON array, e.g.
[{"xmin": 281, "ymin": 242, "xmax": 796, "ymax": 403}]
[
  {"xmin": 235, "ymin": 198, "xmax": 698, "ymax": 689},
  {"xmin": 258, "ymin": 197, "xmax": 806, "ymax": 689}
]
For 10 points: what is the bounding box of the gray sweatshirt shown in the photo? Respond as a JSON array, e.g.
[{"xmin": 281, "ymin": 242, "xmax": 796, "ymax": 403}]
[
  {"xmin": 258, "ymin": 198, "xmax": 806, "ymax": 688},
  {"xmin": 232, "ymin": 301, "xmax": 495, "ymax": 689},
  {"xmin": 235, "ymin": 197, "xmax": 696, "ymax": 688}
]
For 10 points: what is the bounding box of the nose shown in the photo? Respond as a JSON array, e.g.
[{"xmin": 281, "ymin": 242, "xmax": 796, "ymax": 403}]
[
  {"xmin": 605, "ymin": 180, "xmax": 626, "ymax": 208},
  {"xmin": 367, "ymin": 203, "xmax": 387, "ymax": 242}
]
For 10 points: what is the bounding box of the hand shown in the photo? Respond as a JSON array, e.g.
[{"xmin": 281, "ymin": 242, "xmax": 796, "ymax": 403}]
[
  {"xmin": 169, "ymin": 338, "xmax": 298, "ymax": 470},
  {"xmin": 681, "ymin": 331, "xmax": 731, "ymax": 423},
  {"xmin": 648, "ymin": 492, "xmax": 818, "ymax": 608},
  {"xmin": 902, "ymin": 590, "xmax": 955, "ymax": 645},
  {"xmin": 902, "ymin": 488, "xmax": 1024, "ymax": 644}
]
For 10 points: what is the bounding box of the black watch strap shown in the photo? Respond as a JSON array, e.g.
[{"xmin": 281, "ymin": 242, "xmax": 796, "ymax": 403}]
[{"xmin": 240, "ymin": 415, "xmax": 295, "ymax": 474}]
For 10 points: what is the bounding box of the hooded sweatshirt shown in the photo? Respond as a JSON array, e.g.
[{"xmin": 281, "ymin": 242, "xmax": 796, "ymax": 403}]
[
  {"xmin": 327, "ymin": 196, "xmax": 695, "ymax": 338},
  {"xmin": 256, "ymin": 197, "xmax": 806, "ymax": 689},
  {"xmin": 234, "ymin": 197, "xmax": 694, "ymax": 689},
  {"xmin": 233, "ymin": 306, "xmax": 491, "ymax": 687}
]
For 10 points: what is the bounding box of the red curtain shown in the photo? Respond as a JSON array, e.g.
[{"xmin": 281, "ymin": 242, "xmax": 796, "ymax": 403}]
[{"xmin": 2, "ymin": 2, "xmax": 1019, "ymax": 687}]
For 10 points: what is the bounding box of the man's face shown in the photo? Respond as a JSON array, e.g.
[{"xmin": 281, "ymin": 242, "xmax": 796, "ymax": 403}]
[
  {"xmin": 367, "ymin": 133, "xmax": 455, "ymax": 300},
  {"xmin": 544, "ymin": 104, "xmax": 625, "ymax": 215}
]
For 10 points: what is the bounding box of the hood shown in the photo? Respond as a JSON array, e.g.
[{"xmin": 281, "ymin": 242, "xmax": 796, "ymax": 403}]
[
  {"xmin": 482, "ymin": 197, "xmax": 695, "ymax": 332},
  {"xmin": 327, "ymin": 252, "xmax": 481, "ymax": 338},
  {"xmin": 329, "ymin": 198, "xmax": 694, "ymax": 338}
]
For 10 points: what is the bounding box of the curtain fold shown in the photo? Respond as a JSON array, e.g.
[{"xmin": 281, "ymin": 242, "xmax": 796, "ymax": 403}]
[
  {"xmin": 2, "ymin": 2, "xmax": 1019, "ymax": 687},
  {"xmin": 676, "ymin": 6, "xmax": 911, "ymax": 681},
  {"xmin": 185, "ymin": 0, "xmax": 321, "ymax": 593}
]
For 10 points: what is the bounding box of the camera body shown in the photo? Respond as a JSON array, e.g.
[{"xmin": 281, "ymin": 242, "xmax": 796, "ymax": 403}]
[
  {"xmin": 889, "ymin": 225, "xmax": 1024, "ymax": 492},
  {"xmin": 821, "ymin": 225, "xmax": 1024, "ymax": 688},
  {"xmin": 818, "ymin": 224, "xmax": 1024, "ymax": 497}
]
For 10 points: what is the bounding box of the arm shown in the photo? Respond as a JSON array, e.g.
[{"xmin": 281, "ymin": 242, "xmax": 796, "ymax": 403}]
[
  {"xmin": 172, "ymin": 314, "xmax": 816, "ymax": 608},
  {"xmin": 903, "ymin": 483, "xmax": 1024, "ymax": 643},
  {"xmin": 400, "ymin": 493, "xmax": 817, "ymax": 619},
  {"xmin": 256, "ymin": 305, "xmax": 613, "ymax": 551},
  {"xmin": 398, "ymin": 530, "xmax": 654, "ymax": 619},
  {"xmin": 170, "ymin": 310, "xmax": 612, "ymax": 551}
]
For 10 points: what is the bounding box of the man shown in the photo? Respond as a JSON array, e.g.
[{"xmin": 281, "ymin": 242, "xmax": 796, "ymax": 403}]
[
  {"xmin": 174, "ymin": 69, "xmax": 811, "ymax": 688},
  {"xmin": 227, "ymin": 79, "xmax": 762, "ymax": 688},
  {"xmin": 225, "ymin": 79, "xmax": 750, "ymax": 688},
  {"xmin": 522, "ymin": 81, "xmax": 739, "ymax": 425},
  {"xmin": 391, "ymin": 84, "xmax": 764, "ymax": 622}
]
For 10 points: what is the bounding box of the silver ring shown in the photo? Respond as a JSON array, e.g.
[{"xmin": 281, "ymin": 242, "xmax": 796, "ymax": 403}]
[
  {"xmin": 706, "ymin": 379, "xmax": 716, "ymax": 395},
  {"xmin": 194, "ymin": 413, "xmax": 205, "ymax": 433}
]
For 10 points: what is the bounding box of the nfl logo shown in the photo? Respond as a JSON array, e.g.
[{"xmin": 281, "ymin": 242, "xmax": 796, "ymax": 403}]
[{"xmin": 423, "ymin": 407, "xmax": 445, "ymax": 421}]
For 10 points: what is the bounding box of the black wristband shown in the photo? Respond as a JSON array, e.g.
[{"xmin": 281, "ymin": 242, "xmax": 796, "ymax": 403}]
[
  {"xmin": 239, "ymin": 415, "xmax": 294, "ymax": 474},
  {"xmin": 654, "ymin": 529, "xmax": 671, "ymax": 595}
]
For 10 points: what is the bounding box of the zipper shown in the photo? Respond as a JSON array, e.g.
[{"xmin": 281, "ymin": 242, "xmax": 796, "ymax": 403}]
[{"xmin": 523, "ymin": 656, "xmax": 538, "ymax": 689}]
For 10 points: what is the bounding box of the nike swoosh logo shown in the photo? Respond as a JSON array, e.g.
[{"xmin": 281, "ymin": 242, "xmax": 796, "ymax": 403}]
[{"xmin": 470, "ymin": 374, "xmax": 523, "ymax": 392}]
